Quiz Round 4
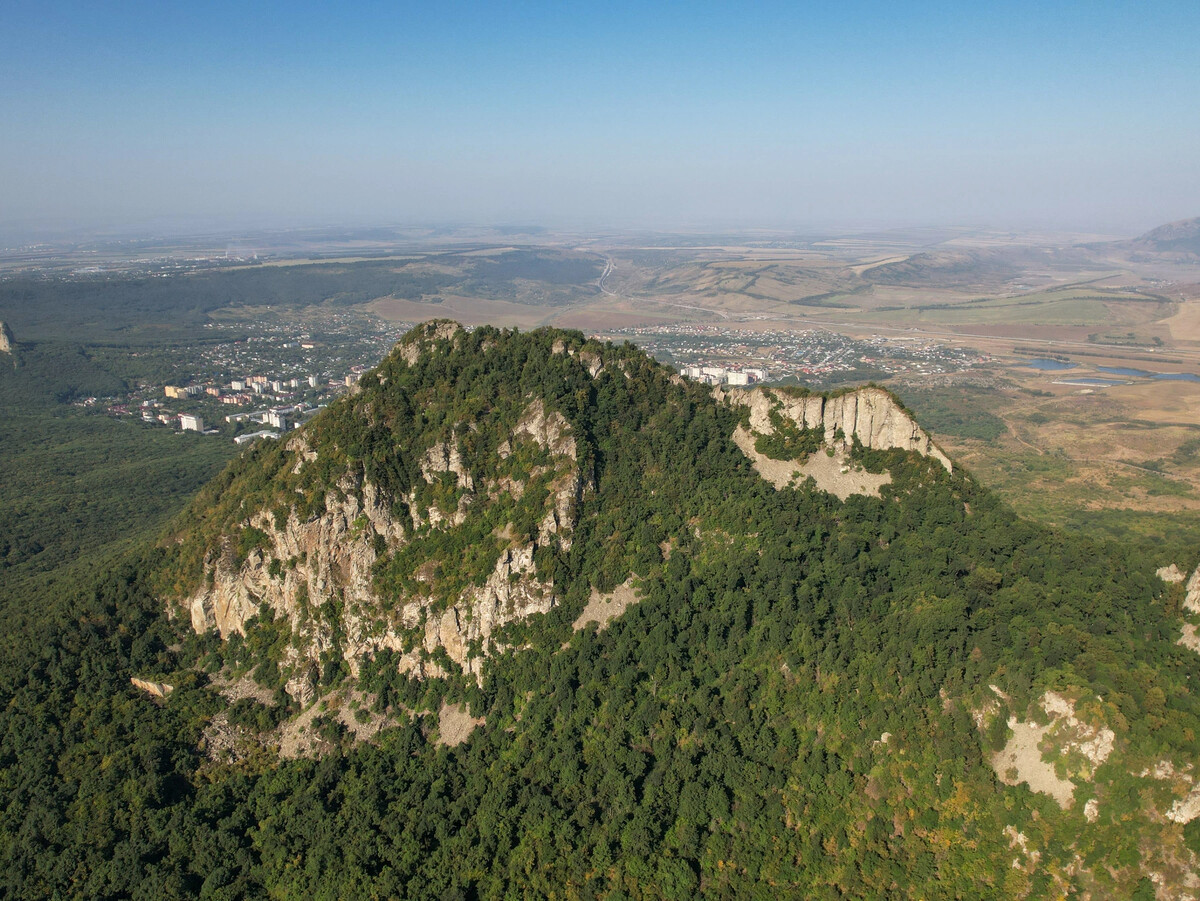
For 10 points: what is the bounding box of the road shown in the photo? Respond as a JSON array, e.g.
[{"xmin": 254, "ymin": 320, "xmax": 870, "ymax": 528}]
[{"xmin": 596, "ymin": 257, "xmax": 731, "ymax": 319}]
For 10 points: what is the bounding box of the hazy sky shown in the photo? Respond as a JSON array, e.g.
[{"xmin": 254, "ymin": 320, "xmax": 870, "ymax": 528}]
[{"xmin": 3, "ymin": 1, "xmax": 1198, "ymax": 235}]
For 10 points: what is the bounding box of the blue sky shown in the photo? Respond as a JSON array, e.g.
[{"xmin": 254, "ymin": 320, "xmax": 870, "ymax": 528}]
[{"xmin": 2, "ymin": 1, "xmax": 1198, "ymax": 234}]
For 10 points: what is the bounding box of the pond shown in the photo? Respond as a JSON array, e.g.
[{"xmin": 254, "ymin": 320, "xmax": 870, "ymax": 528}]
[
  {"xmin": 1097, "ymin": 366, "xmax": 1200, "ymax": 382},
  {"xmin": 1022, "ymin": 358, "xmax": 1076, "ymax": 370},
  {"xmin": 1054, "ymin": 378, "xmax": 1127, "ymax": 388}
]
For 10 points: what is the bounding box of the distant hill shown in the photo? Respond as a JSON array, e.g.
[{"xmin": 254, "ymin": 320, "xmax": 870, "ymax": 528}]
[
  {"xmin": 860, "ymin": 249, "xmax": 1019, "ymax": 289},
  {"xmin": 0, "ymin": 249, "xmax": 605, "ymax": 342},
  {"xmin": 1131, "ymin": 217, "xmax": 1200, "ymax": 255}
]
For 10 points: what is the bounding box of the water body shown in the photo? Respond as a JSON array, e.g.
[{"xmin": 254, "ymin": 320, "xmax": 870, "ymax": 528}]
[
  {"xmin": 1097, "ymin": 366, "xmax": 1200, "ymax": 382},
  {"xmin": 1023, "ymin": 358, "xmax": 1076, "ymax": 370},
  {"xmin": 1055, "ymin": 378, "xmax": 1127, "ymax": 387}
]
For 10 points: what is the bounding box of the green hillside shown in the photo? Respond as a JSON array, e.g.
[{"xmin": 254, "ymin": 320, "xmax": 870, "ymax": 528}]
[{"xmin": 0, "ymin": 322, "xmax": 1197, "ymax": 899}]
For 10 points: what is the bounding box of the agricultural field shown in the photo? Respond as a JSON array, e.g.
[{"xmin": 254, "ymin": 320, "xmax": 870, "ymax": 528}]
[{"xmin": 899, "ymin": 366, "xmax": 1200, "ymax": 557}]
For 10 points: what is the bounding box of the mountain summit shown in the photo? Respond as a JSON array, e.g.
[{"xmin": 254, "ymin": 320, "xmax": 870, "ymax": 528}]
[
  {"xmin": 164, "ymin": 321, "xmax": 954, "ymax": 700},
  {"xmin": 3, "ymin": 320, "xmax": 1196, "ymax": 899}
]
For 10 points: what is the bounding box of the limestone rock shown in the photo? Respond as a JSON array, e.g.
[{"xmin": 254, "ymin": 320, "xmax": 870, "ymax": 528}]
[
  {"xmin": 131, "ymin": 677, "xmax": 174, "ymax": 698},
  {"xmin": 1168, "ymin": 784, "xmax": 1200, "ymax": 824},
  {"xmin": 421, "ymin": 440, "xmax": 474, "ymax": 491},
  {"xmin": 187, "ymin": 475, "xmax": 395, "ymax": 641},
  {"xmin": 719, "ymin": 386, "xmax": 951, "ymax": 499},
  {"xmin": 989, "ymin": 690, "xmax": 1114, "ymax": 809},
  {"xmin": 512, "ymin": 398, "xmax": 577, "ymax": 458},
  {"xmin": 1185, "ymin": 565, "xmax": 1200, "ymax": 614},
  {"xmin": 0, "ymin": 321, "xmax": 13, "ymax": 355},
  {"xmin": 1179, "ymin": 622, "xmax": 1200, "ymax": 654},
  {"xmin": 1158, "ymin": 563, "xmax": 1186, "ymax": 583},
  {"xmin": 182, "ymin": 395, "xmax": 590, "ymax": 699},
  {"xmin": 398, "ymin": 320, "xmax": 463, "ymax": 365},
  {"xmin": 718, "ymin": 385, "xmax": 951, "ymax": 473}
]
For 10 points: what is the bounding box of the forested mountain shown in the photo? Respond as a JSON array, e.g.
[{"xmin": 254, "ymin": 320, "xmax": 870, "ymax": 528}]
[{"xmin": 1, "ymin": 322, "xmax": 1198, "ymax": 899}]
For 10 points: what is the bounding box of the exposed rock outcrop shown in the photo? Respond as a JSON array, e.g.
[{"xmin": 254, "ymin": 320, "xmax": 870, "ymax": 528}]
[
  {"xmin": 131, "ymin": 677, "xmax": 174, "ymax": 698},
  {"xmin": 508, "ymin": 398, "xmax": 577, "ymax": 459},
  {"xmin": 719, "ymin": 385, "xmax": 950, "ymax": 498},
  {"xmin": 1158, "ymin": 564, "xmax": 1186, "ymax": 584},
  {"xmin": 989, "ymin": 690, "xmax": 1115, "ymax": 808},
  {"xmin": 1168, "ymin": 786, "xmax": 1200, "ymax": 824},
  {"xmin": 186, "ymin": 472, "xmax": 400, "ymax": 645},
  {"xmin": 1185, "ymin": 565, "xmax": 1200, "ymax": 614},
  {"xmin": 182, "ymin": 396, "xmax": 590, "ymax": 699},
  {"xmin": 0, "ymin": 321, "xmax": 13, "ymax": 355},
  {"xmin": 731, "ymin": 424, "xmax": 892, "ymax": 499},
  {"xmin": 1180, "ymin": 623, "xmax": 1200, "ymax": 654},
  {"xmin": 1173, "ymin": 562, "xmax": 1200, "ymax": 656},
  {"xmin": 718, "ymin": 385, "xmax": 951, "ymax": 472},
  {"xmin": 398, "ymin": 320, "xmax": 463, "ymax": 365},
  {"xmin": 572, "ymin": 578, "xmax": 639, "ymax": 632},
  {"xmin": 422, "ymin": 440, "xmax": 474, "ymax": 491},
  {"xmin": 395, "ymin": 542, "xmax": 555, "ymax": 680}
]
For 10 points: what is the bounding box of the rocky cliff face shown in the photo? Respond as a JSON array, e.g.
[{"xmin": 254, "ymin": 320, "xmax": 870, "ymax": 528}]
[
  {"xmin": 0, "ymin": 321, "xmax": 14, "ymax": 355},
  {"xmin": 716, "ymin": 385, "xmax": 951, "ymax": 499},
  {"xmin": 183, "ymin": 393, "xmax": 590, "ymax": 700},
  {"xmin": 718, "ymin": 385, "xmax": 952, "ymax": 472}
]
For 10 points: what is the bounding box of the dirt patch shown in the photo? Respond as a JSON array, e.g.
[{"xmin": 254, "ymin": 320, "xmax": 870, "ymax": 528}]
[
  {"xmin": 992, "ymin": 719, "xmax": 1076, "ymax": 807},
  {"xmin": 732, "ymin": 425, "xmax": 891, "ymax": 500},
  {"xmin": 278, "ymin": 688, "xmax": 400, "ymax": 759},
  {"xmin": 210, "ymin": 672, "xmax": 277, "ymax": 707},
  {"xmin": 437, "ymin": 701, "xmax": 484, "ymax": 746},
  {"xmin": 572, "ymin": 578, "xmax": 639, "ymax": 631},
  {"xmin": 989, "ymin": 691, "xmax": 1115, "ymax": 809}
]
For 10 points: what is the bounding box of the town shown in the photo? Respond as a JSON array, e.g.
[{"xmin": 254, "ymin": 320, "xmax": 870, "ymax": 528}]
[
  {"xmin": 613, "ymin": 324, "xmax": 988, "ymax": 387},
  {"xmin": 86, "ymin": 310, "xmax": 414, "ymax": 443},
  {"xmin": 74, "ymin": 314, "xmax": 989, "ymax": 444}
]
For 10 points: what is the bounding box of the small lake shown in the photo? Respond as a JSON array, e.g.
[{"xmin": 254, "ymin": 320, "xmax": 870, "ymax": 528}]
[
  {"xmin": 1022, "ymin": 358, "xmax": 1076, "ymax": 371},
  {"xmin": 1054, "ymin": 378, "xmax": 1127, "ymax": 388},
  {"xmin": 1097, "ymin": 366, "xmax": 1200, "ymax": 382}
]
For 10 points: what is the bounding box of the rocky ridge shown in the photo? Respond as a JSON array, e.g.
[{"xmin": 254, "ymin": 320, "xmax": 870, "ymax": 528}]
[{"xmin": 178, "ymin": 323, "xmax": 595, "ymax": 701}]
